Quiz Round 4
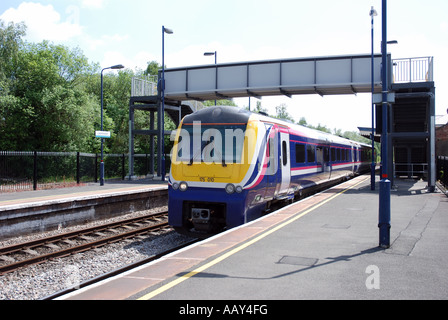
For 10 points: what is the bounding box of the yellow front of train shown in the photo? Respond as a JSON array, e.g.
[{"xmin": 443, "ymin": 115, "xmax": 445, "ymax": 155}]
[{"xmin": 168, "ymin": 106, "xmax": 263, "ymax": 235}]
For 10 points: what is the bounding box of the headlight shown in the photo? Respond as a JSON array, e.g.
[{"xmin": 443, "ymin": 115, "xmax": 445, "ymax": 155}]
[
  {"xmin": 235, "ymin": 185, "xmax": 243, "ymax": 193},
  {"xmin": 172, "ymin": 182, "xmax": 179, "ymax": 190},
  {"xmin": 225, "ymin": 183, "xmax": 235, "ymax": 194},
  {"xmin": 179, "ymin": 181, "xmax": 188, "ymax": 192}
]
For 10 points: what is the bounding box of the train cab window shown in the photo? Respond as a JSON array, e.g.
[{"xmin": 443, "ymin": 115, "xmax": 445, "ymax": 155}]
[
  {"xmin": 307, "ymin": 145, "xmax": 315, "ymax": 163},
  {"xmin": 282, "ymin": 141, "xmax": 288, "ymax": 166},
  {"xmin": 295, "ymin": 144, "xmax": 306, "ymax": 163}
]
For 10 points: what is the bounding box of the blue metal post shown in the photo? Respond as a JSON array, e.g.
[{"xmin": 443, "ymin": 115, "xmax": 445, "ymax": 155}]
[
  {"xmin": 379, "ymin": 0, "xmax": 391, "ymax": 248},
  {"xmin": 99, "ymin": 64, "xmax": 123, "ymax": 186},
  {"xmin": 100, "ymin": 68, "xmax": 105, "ymax": 186},
  {"xmin": 370, "ymin": 6, "xmax": 377, "ymax": 191}
]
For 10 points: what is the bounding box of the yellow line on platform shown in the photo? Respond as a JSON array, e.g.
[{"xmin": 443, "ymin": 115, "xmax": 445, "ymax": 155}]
[{"xmin": 137, "ymin": 176, "xmax": 369, "ymax": 300}]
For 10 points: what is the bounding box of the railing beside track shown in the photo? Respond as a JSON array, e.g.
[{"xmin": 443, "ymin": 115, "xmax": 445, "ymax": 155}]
[{"xmin": 0, "ymin": 151, "xmax": 162, "ymax": 192}]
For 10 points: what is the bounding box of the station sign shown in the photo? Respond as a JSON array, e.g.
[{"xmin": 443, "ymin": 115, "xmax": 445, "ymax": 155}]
[{"xmin": 95, "ymin": 131, "xmax": 111, "ymax": 138}]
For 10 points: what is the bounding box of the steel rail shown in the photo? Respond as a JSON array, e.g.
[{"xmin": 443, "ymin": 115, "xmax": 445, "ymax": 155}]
[
  {"xmin": 0, "ymin": 213, "xmax": 169, "ymax": 275},
  {"xmin": 0, "ymin": 211, "xmax": 167, "ymax": 256}
]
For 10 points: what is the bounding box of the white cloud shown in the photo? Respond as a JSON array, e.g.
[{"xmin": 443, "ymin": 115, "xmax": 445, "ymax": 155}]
[{"xmin": 0, "ymin": 2, "xmax": 83, "ymax": 42}]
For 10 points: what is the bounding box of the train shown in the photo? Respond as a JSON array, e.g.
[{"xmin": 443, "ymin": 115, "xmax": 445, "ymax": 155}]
[{"xmin": 168, "ymin": 106, "xmax": 372, "ymax": 237}]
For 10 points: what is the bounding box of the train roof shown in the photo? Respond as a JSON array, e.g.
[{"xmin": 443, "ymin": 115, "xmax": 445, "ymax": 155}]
[{"xmin": 183, "ymin": 106, "xmax": 370, "ymax": 148}]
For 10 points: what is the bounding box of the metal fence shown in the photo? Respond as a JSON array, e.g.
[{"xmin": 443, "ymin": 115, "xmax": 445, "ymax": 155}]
[
  {"xmin": 394, "ymin": 162, "xmax": 428, "ymax": 179},
  {"xmin": 392, "ymin": 56, "xmax": 434, "ymax": 83},
  {"xmin": 131, "ymin": 76, "xmax": 158, "ymax": 97},
  {"xmin": 0, "ymin": 151, "xmax": 158, "ymax": 192},
  {"xmin": 437, "ymin": 156, "xmax": 448, "ymax": 189}
]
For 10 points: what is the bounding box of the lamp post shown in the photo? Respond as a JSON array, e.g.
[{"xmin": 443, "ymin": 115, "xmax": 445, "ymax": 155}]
[
  {"xmin": 100, "ymin": 64, "xmax": 124, "ymax": 186},
  {"xmin": 370, "ymin": 6, "xmax": 377, "ymax": 191},
  {"xmin": 204, "ymin": 51, "xmax": 217, "ymax": 106},
  {"xmin": 379, "ymin": 0, "xmax": 390, "ymax": 248},
  {"xmin": 160, "ymin": 25, "xmax": 173, "ymax": 180}
]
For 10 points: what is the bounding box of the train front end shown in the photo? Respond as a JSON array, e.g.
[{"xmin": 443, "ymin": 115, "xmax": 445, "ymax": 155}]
[{"xmin": 168, "ymin": 106, "xmax": 260, "ymax": 237}]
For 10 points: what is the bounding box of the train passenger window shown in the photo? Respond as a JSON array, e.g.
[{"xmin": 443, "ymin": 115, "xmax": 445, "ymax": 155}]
[
  {"xmin": 324, "ymin": 147, "xmax": 329, "ymax": 162},
  {"xmin": 282, "ymin": 141, "xmax": 287, "ymax": 166},
  {"xmin": 295, "ymin": 144, "xmax": 306, "ymax": 163},
  {"xmin": 307, "ymin": 145, "xmax": 315, "ymax": 163},
  {"xmin": 331, "ymin": 148, "xmax": 336, "ymax": 162},
  {"xmin": 268, "ymin": 138, "xmax": 276, "ymax": 174}
]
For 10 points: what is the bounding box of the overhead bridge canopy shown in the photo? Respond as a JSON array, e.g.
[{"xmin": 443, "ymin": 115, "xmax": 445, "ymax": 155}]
[{"xmin": 163, "ymin": 54, "xmax": 388, "ymax": 101}]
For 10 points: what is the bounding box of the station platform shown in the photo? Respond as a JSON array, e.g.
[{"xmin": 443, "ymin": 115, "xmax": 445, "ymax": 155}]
[
  {"xmin": 60, "ymin": 175, "xmax": 448, "ymax": 301},
  {"xmin": 0, "ymin": 179, "xmax": 168, "ymax": 239},
  {"xmin": 0, "ymin": 178, "xmax": 167, "ymax": 208}
]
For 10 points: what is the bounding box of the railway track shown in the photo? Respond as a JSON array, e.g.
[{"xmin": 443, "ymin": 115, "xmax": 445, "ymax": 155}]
[{"xmin": 0, "ymin": 211, "xmax": 170, "ymax": 275}]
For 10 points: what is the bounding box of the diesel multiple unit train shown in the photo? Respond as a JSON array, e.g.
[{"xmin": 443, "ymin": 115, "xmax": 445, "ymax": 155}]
[{"xmin": 168, "ymin": 106, "xmax": 371, "ymax": 237}]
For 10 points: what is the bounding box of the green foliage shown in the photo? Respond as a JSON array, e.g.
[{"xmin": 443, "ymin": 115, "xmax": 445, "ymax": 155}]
[
  {"xmin": 274, "ymin": 103, "xmax": 295, "ymax": 123},
  {"xmin": 203, "ymin": 99, "xmax": 238, "ymax": 107},
  {"xmin": 0, "ymin": 20, "xmax": 379, "ymax": 159}
]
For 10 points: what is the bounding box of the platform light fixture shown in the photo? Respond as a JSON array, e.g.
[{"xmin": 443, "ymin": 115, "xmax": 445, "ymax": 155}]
[{"xmin": 100, "ymin": 64, "xmax": 124, "ymax": 186}]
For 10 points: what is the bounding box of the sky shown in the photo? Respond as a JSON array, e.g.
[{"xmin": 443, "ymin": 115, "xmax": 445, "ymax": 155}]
[{"xmin": 1, "ymin": 0, "xmax": 447, "ymax": 132}]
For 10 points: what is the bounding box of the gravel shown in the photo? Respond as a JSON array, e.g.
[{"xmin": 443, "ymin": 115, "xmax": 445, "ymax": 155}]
[{"xmin": 0, "ymin": 209, "xmax": 195, "ymax": 300}]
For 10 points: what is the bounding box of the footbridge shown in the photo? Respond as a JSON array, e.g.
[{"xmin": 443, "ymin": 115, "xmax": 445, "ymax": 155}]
[
  {"xmin": 128, "ymin": 54, "xmax": 435, "ymax": 190},
  {"xmin": 163, "ymin": 54, "xmax": 385, "ymax": 100}
]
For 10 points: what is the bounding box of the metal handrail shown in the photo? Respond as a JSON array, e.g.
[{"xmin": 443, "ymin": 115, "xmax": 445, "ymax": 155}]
[
  {"xmin": 131, "ymin": 76, "xmax": 158, "ymax": 97},
  {"xmin": 394, "ymin": 162, "xmax": 428, "ymax": 177},
  {"xmin": 392, "ymin": 57, "xmax": 433, "ymax": 83}
]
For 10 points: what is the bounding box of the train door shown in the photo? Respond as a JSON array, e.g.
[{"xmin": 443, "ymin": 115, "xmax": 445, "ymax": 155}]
[
  {"xmin": 266, "ymin": 126, "xmax": 279, "ymax": 198},
  {"xmin": 278, "ymin": 131, "xmax": 291, "ymax": 196},
  {"xmin": 316, "ymin": 145, "xmax": 331, "ymax": 179}
]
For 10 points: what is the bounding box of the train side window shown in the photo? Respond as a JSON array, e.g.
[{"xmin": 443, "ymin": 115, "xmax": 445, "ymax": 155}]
[
  {"xmin": 331, "ymin": 148, "xmax": 336, "ymax": 162},
  {"xmin": 307, "ymin": 145, "xmax": 315, "ymax": 163},
  {"xmin": 268, "ymin": 138, "xmax": 275, "ymax": 174},
  {"xmin": 282, "ymin": 141, "xmax": 287, "ymax": 166},
  {"xmin": 295, "ymin": 144, "xmax": 305, "ymax": 163},
  {"xmin": 324, "ymin": 147, "xmax": 329, "ymax": 162}
]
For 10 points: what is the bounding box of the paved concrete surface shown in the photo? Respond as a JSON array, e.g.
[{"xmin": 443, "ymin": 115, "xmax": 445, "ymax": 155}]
[{"xmin": 138, "ymin": 176, "xmax": 448, "ymax": 300}]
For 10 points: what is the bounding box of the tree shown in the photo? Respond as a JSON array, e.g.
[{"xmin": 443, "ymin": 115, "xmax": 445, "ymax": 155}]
[
  {"xmin": 298, "ymin": 117, "xmax": 308, "ymax": 126},
  {"xmin": 0, "ymin": 20, "xmax": 26, "ymax": 92},
  {"xmin": 203, "ymin": 99, "xmax": 237, "ymax": 107},
  {"xmin": 144, "ymin": 61, "xmax": 160, "ymax": 77},
  {"xmin": 274, "ymin": 103, "xmax": 295, "ymax": 123},
  {"xmin": 0, "ymin": 24, "xmax": 100, "ymax": 151},
  {"xmin": 39, "ymin": 85, "xmax": 98, "ymax": 151},
  {"xmin": 252, "ymin": 101, "xmax": 269, "ymax": 115}
]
